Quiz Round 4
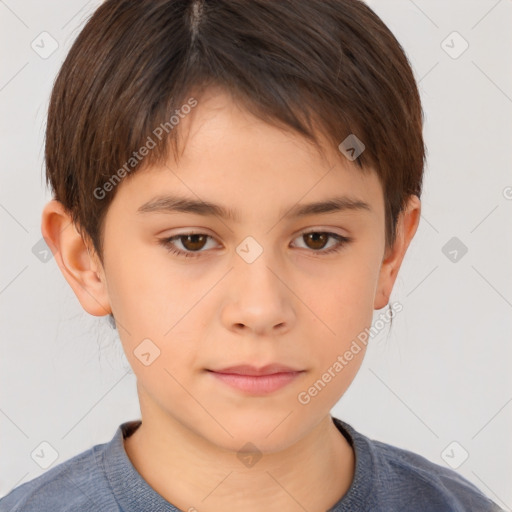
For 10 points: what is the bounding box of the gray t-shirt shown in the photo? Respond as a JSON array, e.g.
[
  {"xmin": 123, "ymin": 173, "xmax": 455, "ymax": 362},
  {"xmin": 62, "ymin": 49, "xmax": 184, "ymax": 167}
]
[{"xmin": 0, "ymin": 416, "xmax": 503, "ymax": 511}]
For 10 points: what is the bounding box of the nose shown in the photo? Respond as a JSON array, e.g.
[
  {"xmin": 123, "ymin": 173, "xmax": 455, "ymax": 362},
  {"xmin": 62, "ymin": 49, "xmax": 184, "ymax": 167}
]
[{"xmin": 220, "ymin": 247, "xmax": 296, "ymax": 337}]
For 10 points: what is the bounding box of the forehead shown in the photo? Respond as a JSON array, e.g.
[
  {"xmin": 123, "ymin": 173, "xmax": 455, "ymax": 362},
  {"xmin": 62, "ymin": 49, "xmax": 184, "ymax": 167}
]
[{"xmin": 111, "ymin": 88, "xmax": 384, "ymax": 222}]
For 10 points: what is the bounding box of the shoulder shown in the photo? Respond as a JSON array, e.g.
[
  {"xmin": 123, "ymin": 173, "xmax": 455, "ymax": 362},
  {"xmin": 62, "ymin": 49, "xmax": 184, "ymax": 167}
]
[
  {"xmin": 372, "ymin": 439, "xmax": 500, "ymax": 510},
  {"xmin": 0, "ymin": 433, "xmax": 119, "ymax": 512},
  {"xmin": 333, "ymin": 417, "xmax": 504, "ymax": 512}
]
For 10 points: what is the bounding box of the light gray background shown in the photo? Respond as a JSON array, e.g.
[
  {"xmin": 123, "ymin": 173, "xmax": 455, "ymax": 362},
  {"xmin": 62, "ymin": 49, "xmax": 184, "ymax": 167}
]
[{"xmin": 1, "ymin": 0, "xmax": 511, "ymax": 508}]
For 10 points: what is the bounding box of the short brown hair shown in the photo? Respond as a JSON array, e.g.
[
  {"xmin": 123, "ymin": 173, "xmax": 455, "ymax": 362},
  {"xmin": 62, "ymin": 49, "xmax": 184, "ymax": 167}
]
[{"xmin": 45, "ymin": 0, "xmax": 425, "ymax": 264}]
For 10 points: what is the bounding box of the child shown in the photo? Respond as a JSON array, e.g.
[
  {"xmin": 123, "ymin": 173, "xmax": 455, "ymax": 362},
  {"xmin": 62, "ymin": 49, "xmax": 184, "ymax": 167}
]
[{"xmin": 1, "ymin": 0, "xmax": 503, "ymax": 510}]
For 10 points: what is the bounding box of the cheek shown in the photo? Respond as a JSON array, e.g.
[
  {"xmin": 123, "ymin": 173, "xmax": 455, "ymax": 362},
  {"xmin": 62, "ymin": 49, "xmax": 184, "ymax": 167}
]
[
  {"xmin": 306, "ymin": 253, "xmax": 379, "ymax": 395},
  {"xmin": 106, "ymin": 245, "xmax": 188, "ymax": 320},
  {"xmin": 316, "ymin": 257, "xmax": 378, "ymax": 333},
  {"xmin": 295, "ymin": 333, "xmax": 368, "ymax": 416},
  {"xmin": 106, "ymin": 248, "xmax": 204, "ymax": 355}
]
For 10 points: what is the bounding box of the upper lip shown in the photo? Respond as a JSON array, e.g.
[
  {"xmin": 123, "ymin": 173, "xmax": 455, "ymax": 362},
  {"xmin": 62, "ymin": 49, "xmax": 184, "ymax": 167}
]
[{"xmin": 208, "ymin": 364, "xmax": 303, "ymax": 376}]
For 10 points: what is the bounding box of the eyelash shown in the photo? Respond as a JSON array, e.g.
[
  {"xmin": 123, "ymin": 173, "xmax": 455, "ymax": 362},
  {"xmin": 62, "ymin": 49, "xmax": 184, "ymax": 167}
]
[{"xmin": 158, "ymin": 231, "xmax": 352, "ymax": 258}]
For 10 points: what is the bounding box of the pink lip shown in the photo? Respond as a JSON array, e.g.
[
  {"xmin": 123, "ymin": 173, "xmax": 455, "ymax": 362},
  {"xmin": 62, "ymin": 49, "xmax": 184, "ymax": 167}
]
[
  {"xmin": 209, "ymin": 371, "xmax": 303, "ymax": 394},
  {"xmin": 209, "ymin": 364, "xmax": 301, "ymax": 376},
  {"xmin": 207, "ymin": 365, "xmax": 305, "ymax": 394}
]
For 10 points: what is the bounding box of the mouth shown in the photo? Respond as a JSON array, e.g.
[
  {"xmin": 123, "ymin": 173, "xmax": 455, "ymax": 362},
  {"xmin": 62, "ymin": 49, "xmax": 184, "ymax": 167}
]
[
  {"xmin": 206, "ymin": 364, "xmax": 306, "ymax": 394},
  {"xmin": 208, "ymin": 363, "xmax": 303, "ymax": 376}
]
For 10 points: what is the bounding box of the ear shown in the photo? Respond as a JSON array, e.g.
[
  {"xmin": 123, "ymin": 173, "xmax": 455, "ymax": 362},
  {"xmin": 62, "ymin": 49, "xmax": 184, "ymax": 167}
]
[
  {"xmin": 41, "ymin": 200, "xmax": 111, "ymax": 317},
  {"xmin": 374, "ymin": 195, "xmax": 421, "ymax": 310}
]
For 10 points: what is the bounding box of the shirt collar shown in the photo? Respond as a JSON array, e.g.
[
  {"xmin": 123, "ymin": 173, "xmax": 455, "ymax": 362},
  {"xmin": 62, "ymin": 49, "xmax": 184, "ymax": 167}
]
[{"xmin": 100, "ymin": 416, "xmax": 374, "ymax": 512}]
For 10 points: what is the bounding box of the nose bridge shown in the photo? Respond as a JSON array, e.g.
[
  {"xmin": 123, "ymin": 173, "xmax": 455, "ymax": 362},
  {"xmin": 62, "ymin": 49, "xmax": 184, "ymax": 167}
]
[
  {"xmin": 221, "ymin": 235, "xmax": 295, "ymax": 334},
  {"xmin": 234, "ymin": 236, "xmax": 282, "ymax": 301}
]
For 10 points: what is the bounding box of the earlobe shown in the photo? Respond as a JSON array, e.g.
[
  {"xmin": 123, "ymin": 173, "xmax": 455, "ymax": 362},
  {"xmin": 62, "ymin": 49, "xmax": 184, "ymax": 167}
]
[
  {"xmin": 40, "ymin": 200, "xmax": 112, "ymax": 317},
  {"xmin": 374, "ymin": 195, "xmax": 421, "ymax": 310}
]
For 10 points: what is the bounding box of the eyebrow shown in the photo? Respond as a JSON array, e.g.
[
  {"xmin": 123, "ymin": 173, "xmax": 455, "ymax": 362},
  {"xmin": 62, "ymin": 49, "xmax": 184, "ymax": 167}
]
[{"xmin": 137, "ymin": 194, "xmax": 372, "ymax": 221}]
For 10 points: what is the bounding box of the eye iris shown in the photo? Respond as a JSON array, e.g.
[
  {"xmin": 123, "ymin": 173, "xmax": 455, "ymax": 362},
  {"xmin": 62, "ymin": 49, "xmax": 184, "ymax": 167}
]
[
  {"xmin": 182, "ymin": 234, "xmax": 207, "ymax": 251},
  {"xmin": 305, "ymin": 232, "xmax": 328, "ymax": 250}
]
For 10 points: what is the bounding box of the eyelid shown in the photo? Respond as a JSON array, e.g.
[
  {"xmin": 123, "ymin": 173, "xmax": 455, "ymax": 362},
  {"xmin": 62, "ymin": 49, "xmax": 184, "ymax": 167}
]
[
  {"xmin": 292, "ymin": 226, "xmax": 348, "ymax": 238},
  {"xmin": 163, "ymin": 226, "xmax": 348, "ymax": 241},
  {"xmin": 158, "ymin": 228, "xmax": 352, "ymax": 258}
]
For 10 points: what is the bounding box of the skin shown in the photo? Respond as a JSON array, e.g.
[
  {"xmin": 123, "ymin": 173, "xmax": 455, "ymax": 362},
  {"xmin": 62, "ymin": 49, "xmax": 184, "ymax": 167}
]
[{"xmin": 41, "ymin": 87, "xmax": 420, "ymax": 512}]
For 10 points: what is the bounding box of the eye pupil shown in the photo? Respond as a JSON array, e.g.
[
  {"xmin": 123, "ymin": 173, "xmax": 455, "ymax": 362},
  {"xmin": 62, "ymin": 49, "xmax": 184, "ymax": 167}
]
[
  {"xmin": 182, "ymin": 234, "xmax": 207, "ymax": 251},
  {"xmin": 305, "ymin": 232, "xmax": 328, "ymax": 250}
]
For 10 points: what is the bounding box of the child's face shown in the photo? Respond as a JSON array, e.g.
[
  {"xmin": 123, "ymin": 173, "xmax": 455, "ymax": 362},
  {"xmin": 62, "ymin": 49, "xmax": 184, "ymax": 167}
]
[{"xmin": 75, "ymin": 88, "xmax": 417, "ymax": 451}]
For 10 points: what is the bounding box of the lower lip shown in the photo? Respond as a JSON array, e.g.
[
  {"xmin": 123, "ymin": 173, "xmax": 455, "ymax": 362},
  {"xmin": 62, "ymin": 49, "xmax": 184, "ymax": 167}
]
[{"xmin": 208, "ymin": 371, "xmax": 304, "ymax": 394}]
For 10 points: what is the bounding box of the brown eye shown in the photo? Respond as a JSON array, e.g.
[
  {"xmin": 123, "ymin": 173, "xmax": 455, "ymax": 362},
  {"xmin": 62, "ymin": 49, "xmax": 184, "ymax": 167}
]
[
  {"xmin": 303, "ymin": 232, "xmax": 329, "ymax": 250},
  {"xmin": 292, "ymin": 231, "xmax": 352, "ymax": 255},
  {"xmin": 180, "ymin": 234, "xmax": 208, "ymax": 251},
  {"xmin": 159, "ymin": 233, "xmax": 217, "ymax": 258},
  {"xmin": 160, "ymin": 230, "xmax": 351, "ymax": 259}
]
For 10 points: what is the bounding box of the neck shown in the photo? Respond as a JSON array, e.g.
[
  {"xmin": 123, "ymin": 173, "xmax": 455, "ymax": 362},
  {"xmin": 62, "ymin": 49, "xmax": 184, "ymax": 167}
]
[{"xmin": 124, "ymin": 411, "xmax": 354, "ymax": 512}]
